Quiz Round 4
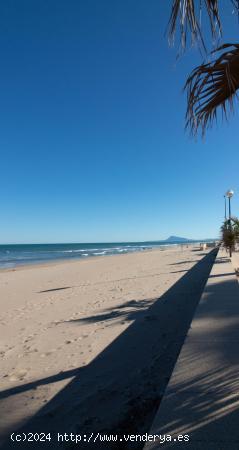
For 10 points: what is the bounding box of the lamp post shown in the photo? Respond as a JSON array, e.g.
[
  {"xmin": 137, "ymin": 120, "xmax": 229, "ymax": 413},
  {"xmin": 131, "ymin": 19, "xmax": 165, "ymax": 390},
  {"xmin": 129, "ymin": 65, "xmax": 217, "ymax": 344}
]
[
  {"xmin": 224, "ymin": 195, "xmax": 227, "ymax": 220},
  {"xmin": 225, "ymin": 189, "xmax": 234, "ymax": 257},
  {"xmin": 226, "ymin": 189, "xmax": 234, "ymax": 219}
]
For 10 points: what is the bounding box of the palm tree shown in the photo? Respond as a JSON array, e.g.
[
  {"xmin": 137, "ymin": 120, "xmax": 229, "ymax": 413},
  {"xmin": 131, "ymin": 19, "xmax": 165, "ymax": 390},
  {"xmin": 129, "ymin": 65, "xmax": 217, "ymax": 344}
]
[
  {"xmin": 221, "ymin": 220, "xmax": 236, "ymax": 254},
  {"xmin": 168, "ymin": 1, "xmax": 239, "ymax": 135},
  {"xmin": 221, "ymin": 216, "xmax": 239, "ymax": 255}
]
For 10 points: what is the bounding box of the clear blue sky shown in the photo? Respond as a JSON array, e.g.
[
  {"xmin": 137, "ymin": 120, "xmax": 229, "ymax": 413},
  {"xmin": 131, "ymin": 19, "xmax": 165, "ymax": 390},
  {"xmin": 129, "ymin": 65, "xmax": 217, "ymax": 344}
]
[{"xmin": 1, "ymin": 1, "xmax": 239, "ymax": 244}]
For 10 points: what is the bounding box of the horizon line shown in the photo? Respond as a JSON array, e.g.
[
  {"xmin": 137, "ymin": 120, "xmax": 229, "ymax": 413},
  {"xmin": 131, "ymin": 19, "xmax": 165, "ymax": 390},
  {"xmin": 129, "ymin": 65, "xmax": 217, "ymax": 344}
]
[{"xmin": 0, "ymin": 238, "xmax": 218, "ymax": 246}]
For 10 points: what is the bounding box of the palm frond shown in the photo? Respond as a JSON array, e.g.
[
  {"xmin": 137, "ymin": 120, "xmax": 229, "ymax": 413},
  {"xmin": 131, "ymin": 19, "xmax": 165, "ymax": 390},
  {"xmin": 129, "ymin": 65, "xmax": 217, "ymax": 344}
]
[
  {"xmin": 168, "ymin": 0, "xmax": 238, "ymax": 50},
  {"xmin": 185, "ymin": 43, "xmax": 239, "ymax": 135}
]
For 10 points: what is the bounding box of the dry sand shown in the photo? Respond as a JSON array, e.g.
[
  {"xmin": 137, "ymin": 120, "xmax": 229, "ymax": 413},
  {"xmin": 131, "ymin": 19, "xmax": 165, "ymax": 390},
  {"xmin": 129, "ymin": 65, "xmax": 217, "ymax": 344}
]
[{"xmin": 0, "ymin": 246, "xmax": 217, "ymax": 448}]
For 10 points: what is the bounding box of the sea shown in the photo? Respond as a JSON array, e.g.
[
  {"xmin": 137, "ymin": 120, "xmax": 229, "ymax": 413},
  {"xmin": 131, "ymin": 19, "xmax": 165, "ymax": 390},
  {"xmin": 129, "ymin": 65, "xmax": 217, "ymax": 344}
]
[{"xmin": 0, "ymin": 240, "xmax": 208, "ymax": 269}]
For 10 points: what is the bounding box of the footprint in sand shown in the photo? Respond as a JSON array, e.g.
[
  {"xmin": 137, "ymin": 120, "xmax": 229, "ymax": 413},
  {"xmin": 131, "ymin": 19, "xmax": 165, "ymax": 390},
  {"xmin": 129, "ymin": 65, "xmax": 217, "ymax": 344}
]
[
  {"xmin": 40, "ymin": 349, "xmax": 57, "ymax": 357},
  {"xmin": 22, "ymin": 335, "xmax": 34, "ymax": 344},
  {"xmin": 9, "ymin": 369, "xmax": 28, "ymax": 382},
  {"xmin": 77, "ymin": 334, "xmax": 89, "ymax": 340},
  {"xmin": 28, "ymin": 347, "xmax": 39, "ymax": 353},
  {"xmin": 4, "ymin": 346, "xmax": 14, "ymax": 355},
  {"xmin": 71, "ymin": 312, "xmax": 81, "ymax": 318}
]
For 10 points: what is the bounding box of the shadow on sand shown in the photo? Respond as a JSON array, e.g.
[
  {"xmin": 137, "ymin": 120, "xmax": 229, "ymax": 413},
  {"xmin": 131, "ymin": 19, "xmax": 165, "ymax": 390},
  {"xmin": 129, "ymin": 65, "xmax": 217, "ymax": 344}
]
[
  {"xmin": 0, "ymin": 250, "xmax": 218, "ymax": 449},
  {"xmin": 38, "ymin": 287, "xmax": 72, "ymax": 293}
]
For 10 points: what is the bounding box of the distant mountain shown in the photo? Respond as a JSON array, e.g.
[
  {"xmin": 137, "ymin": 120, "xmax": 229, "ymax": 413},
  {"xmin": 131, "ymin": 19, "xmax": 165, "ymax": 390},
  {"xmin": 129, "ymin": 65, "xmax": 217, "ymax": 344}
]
[{"xmin": 165, "ymin": 236, "xmax": 191, "ymax": 242}]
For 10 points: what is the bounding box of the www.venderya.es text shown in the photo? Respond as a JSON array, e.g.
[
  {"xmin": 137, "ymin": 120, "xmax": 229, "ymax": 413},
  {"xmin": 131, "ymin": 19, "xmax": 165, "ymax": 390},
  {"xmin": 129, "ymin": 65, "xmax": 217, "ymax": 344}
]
[{"xmin": 10, "ymin": 432, "xmax": 190, "ymax": 444}]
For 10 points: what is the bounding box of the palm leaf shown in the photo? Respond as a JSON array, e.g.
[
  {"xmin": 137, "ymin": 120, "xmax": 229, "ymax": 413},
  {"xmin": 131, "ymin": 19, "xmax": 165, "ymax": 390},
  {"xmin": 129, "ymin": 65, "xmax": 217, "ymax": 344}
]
[
  {"xmin": 185, "ymin": 43, "xmax": 239, "ymax": 135},
  {"xmin": 168, "ymin": 0, "xmax": 239, "ymax": 50}
]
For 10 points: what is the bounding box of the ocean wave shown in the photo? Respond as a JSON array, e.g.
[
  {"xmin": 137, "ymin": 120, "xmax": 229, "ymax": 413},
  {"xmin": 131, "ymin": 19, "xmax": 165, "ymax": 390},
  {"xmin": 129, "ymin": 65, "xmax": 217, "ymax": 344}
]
[
  {"xmin": 61, "ymin": 249, "xmax": 88, "ymax": 253},
  {"xmin": 93, "ymin": 251, "xmax": 107, "ymax": 255}
]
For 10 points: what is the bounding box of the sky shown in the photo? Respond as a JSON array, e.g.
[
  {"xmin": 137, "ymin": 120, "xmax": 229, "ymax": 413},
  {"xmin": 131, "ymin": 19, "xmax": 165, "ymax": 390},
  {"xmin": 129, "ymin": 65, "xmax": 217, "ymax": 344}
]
[{"xmin": 1, "ymin": 1, "xmax": 239, "ymax": 244}]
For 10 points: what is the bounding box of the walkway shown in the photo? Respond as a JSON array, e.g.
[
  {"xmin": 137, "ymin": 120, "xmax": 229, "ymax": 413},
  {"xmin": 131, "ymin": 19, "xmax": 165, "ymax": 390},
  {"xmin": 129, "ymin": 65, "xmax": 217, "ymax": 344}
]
[{"xmin": 145, "ymin": 248, "xmax": 239, "ymax": 449}]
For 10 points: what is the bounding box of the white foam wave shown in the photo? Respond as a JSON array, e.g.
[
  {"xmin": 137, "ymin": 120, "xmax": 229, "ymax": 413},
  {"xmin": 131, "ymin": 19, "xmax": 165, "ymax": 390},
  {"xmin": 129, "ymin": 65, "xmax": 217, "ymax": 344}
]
[
  {"xmin": 62, "ymin": 249, "xmax": 87, "ymax": 253},
  {"xmin": 93, "ymin": 251, "xmax": 106, "ymax": 255}
]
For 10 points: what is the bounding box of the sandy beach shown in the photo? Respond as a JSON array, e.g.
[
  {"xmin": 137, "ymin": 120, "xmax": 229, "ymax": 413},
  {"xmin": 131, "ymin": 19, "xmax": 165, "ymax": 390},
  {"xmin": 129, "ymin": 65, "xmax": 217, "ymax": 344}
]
[{"xmin": 0, "ymin": 245, "xmax": 217, "ymax": 448}]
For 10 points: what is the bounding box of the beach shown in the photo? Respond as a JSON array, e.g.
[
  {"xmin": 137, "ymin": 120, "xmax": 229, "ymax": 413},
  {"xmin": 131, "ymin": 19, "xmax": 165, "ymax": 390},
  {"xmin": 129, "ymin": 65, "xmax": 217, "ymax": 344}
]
[{"xmin": 0, "ymin": 245, "xmax": 217, "ymax": 448}]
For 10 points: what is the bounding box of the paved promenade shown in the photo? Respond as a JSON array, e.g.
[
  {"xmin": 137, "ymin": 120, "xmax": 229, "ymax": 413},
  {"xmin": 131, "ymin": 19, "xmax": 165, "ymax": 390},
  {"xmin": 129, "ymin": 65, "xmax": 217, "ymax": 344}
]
[{"xmin": 145, "ymin": 248, "xmax": 239, "ymax": 449}]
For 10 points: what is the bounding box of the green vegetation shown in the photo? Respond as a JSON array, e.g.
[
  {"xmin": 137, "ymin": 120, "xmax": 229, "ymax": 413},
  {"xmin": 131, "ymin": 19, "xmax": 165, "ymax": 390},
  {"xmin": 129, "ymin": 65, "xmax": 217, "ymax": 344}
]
[
  {"xmin": 221, "ymin": 217, "xmax": 239, "ymax": 254},
  {"xmin": 168, "ymin": 1, "xmax": 239, "ymax": 135}
]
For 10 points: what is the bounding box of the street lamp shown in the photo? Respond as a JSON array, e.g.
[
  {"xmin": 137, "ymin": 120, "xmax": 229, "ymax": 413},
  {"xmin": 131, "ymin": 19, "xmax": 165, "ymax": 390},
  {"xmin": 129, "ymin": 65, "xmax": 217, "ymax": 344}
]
[
  {"xmin": 224, "ymin": 195, "xmax": 227, "ymax": 220},
  {"xmin": 225, "ymin": 189, "xmax": 234, "ymax": 219},
  {"xmin": 225, "ymin": 189, "xmax": 234, "ymax": 257}
]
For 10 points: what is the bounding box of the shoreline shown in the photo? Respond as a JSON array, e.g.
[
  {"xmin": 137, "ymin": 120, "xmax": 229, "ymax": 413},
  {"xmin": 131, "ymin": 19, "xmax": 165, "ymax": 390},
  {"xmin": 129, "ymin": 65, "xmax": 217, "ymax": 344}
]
[{"xmin": 0, "ymin": 242, "xmax": 206, "ymax": 273}]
